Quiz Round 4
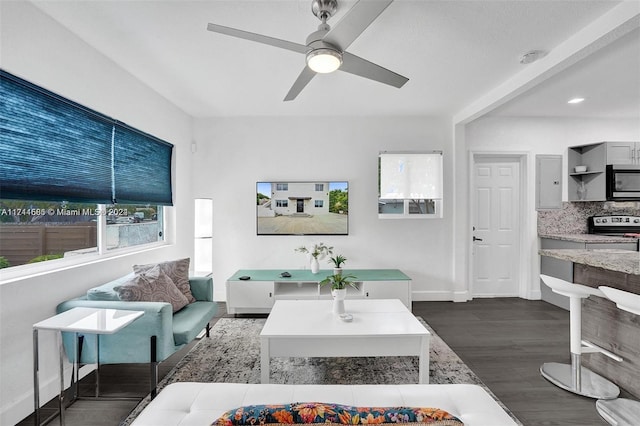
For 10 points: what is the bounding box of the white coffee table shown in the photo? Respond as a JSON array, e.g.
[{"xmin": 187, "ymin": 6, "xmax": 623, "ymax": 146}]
[{"xmin": 260, "ymin": 299, "xmax": 430, "ymax": 384}]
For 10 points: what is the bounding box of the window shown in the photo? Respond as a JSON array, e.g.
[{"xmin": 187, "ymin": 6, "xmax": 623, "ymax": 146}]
[
  {"xmin": 0, "ymin": 199, "xmax": 164, "ymax": 268},
  {"xmin": 315, "ymin": 200, "xmax": 324, "ymax": 208},
  {"xmin": 276, "ymin": 183, "xmax": 288, "ymax": 191},
  {"xmin": 276, "ymin": 200, "xmax": 288, "ymax": 207},
  {"xmin": 378, "ymin": 151, "xmax": 443, "ymax": 219},
  {"xmin": 193, "ymin": 198, "xmax": 213, "ymax": 274},
  {"xmin": 378, "ymin": 199, "xmax": 437, "ymax": 216},
  {"xmin": 315, "ymin": 184, "xmax": 324, "ymax": 191},
  {"xmin": 0, "ymin": 200, "xmax": 98, "ymax": 267},
  {"xmin": 0, "ymin": 70, "xmax": 171, "ymax": 271},
  {"xmin": 105, "ymin": 203, "xmax": 163, "ymax": 250}
]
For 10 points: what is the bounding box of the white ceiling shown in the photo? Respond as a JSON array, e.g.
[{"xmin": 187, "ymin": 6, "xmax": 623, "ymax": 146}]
[
  {"xmin": 489, "ymin": 26, "xmax": 640, "ymax": 119},
  {"xmin": 29, "ymin": 0, "xmax": 640, "ymax": 119}
]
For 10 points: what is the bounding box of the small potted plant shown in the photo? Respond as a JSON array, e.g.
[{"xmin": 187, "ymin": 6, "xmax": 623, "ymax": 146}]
[
  {"xmin": 329, "ymin": 254, "xmax": 347, "ymax": 275},
  {"xmin": 320, "ymin": 274, "xmax": 358, "ymax": 314},
  {"xmin": 295, "ymin": 242, "xmax": 333, "ymax": 274}
]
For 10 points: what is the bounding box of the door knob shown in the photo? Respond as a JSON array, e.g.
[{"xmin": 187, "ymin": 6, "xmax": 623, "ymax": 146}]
[{"xmin": 473, "ymin": 236, "xmax": 483, "ymax": 242}]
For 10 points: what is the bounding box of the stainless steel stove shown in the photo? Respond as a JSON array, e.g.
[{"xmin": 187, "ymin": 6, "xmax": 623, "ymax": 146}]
[{"xmin": 588, "ymin": 215, "xmax": 640, "ymax": 237}]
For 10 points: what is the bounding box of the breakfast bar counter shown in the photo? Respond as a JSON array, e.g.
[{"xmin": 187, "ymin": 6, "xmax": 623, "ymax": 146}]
[
  {"xmin": 539, "ymin": 233, "xmax": 638, "ymax": 244},
  {"xmin": 539, "ymin": 248, "xmax": 640, "ymax": 275},
  {"xmin": 539, "ymin": 248, "xmax": 640, "ymax": 398}
]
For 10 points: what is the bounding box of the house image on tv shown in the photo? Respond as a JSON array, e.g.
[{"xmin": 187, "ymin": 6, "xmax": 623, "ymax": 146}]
[{"xmin": 259, "ymin": 182, "xmax": 330, "ymax": 217}]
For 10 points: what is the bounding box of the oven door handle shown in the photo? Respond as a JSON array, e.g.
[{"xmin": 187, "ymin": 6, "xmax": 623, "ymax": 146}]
[{"xmin": 612, "ymin": 192, "xmax": 640, "ymax": 198}]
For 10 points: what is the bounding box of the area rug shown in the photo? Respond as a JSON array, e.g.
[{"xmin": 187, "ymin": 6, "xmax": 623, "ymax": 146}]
[{"xmin": 122, "ymin": 317, "xmax": 521, "ymax": 425}]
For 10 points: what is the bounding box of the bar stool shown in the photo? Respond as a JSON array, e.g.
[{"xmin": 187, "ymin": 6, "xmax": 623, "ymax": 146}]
[
  {"xmin": 539, "ymin": 275, "xmax": 621, "ymax": 399},
  {"xmin": 595, "ymin": 286, "xmax": 640, "ymax": 426}
]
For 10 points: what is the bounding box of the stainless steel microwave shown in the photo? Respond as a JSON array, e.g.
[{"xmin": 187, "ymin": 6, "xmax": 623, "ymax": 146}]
[{"xmin": 606, "ymin": 164, "xmax": 640, "ymax": 200}]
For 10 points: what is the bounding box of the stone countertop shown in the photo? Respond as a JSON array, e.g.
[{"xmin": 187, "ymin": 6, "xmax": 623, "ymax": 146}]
[
  {"xmin": 539, "ymin": 233, "xmax": 639, "ymax": 243},
  {"xmin": 539, "ymin": 249, "xmax": 640, "ymax": 275}
]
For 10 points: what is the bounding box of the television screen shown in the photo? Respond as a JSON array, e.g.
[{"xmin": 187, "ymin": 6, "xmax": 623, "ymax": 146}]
[{"xmin": 257, "ymin": 181, "xmax": 348, "ymax": 235}]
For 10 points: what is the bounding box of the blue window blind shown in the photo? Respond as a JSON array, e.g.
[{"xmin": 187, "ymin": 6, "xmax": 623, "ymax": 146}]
[
  {"xmin": 0, "ymin": 69, "xmax": 173, "ymax": 205},
  {"xmin": 113, "ymin": 124, "xmax": 173, "ymax": 205}
]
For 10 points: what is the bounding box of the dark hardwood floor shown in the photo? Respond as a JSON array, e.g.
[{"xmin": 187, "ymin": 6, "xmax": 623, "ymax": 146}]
[
  {"xmin": 19, "ymin": 299, "xmax": 625, "ymax": 426},
  {"xmin": 414, "ymin": 298, "xmax": 622, "ymax": 426}
]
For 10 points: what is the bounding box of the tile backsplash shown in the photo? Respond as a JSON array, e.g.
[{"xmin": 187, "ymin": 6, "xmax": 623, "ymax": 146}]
[{"xmin": 538, "ymin": 202, "xmax": 640, "ymax": 234}]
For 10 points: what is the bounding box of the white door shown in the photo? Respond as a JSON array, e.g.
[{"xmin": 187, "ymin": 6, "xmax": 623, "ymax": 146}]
[{"xmin": 472, "ymin": 157, "xmax": 521, "ymax": 297}]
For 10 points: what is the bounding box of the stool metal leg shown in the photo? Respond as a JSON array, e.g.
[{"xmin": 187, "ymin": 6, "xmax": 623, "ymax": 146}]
[
  {"xmin": 597, "ymin": 399, "xmax": 640, "ymax": 426},
  {"xmin": 33, "ymin": 329, "xmax": 40, "ymax": 426},
  {"xmin": 540, "ymin": 295, "xmax": 620, "ymax": 399},
  {"xmin": 540, "ymin": 360, "xmax": 620, "ymax": 399},
  {"xmin": 57, "ymin": 331, "xmax": 66, "ymax": 425},
  {"xmin": 571, "ymin": 353, "xmax": 581, "ymax": 390}
]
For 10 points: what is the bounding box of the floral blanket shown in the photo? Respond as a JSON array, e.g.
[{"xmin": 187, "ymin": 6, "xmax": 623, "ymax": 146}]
[{"xmin": 213, "ymin": 402, "xmax": 464, "ymax": 426}]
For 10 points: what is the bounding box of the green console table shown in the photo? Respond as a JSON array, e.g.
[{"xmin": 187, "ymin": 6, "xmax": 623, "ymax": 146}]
[{"xmin": 226, "ymin": 269, "xmax": 412, "ymax": 314}]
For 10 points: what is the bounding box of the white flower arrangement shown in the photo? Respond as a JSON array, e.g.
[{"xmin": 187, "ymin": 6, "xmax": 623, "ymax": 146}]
[{"xmin": 295, "ymin": 242, "xmax": 333, "ymax": 260}]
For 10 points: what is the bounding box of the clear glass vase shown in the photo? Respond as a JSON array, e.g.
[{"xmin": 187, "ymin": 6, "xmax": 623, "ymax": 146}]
[{"xmin": 577, "ymin": 181, "xmax": 587, "ymax": 200}]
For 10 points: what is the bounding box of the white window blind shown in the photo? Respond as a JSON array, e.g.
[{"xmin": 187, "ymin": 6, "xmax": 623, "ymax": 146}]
[{"xmin": 379, "ymin": 152, "xmax": 443, "ymax": 200}]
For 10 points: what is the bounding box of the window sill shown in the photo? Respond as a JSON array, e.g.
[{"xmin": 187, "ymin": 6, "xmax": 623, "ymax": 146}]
[
  {"xmin": 0, "ymin": 241, "xmax": 170, "ymax": 285},
  {"xmin": 379, "ymin": 214, "xmax": 443, "ymax": 219}
]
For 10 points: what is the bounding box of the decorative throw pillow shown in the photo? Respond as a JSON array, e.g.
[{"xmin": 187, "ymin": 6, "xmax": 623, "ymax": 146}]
[
  {"xmin": 115, "ymin": 266, "xmax": 189, "ymax": 312},
  {"xmin": 212, "ymin": 402, "xmax": 464, "ymax": 426},
  {"xmin": 133, "ymin": 258, "xmax": 195, "ymax": 303}
]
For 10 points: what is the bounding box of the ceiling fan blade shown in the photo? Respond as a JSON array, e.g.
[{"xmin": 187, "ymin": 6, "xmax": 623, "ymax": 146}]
[
  {"xmin": 340, "ymin": 52, "xmax": 408, "ymax": 88},
  {"xmin": 323, "ymin": 0, "xmax": 393, "ymax": 50},
  {"xmin": 207, "ymin": 23, "xmax": 308, "ymax": 54},
  {"xmin": 284, "ymin": 67, "xmax": 317, "ymax": 101}
]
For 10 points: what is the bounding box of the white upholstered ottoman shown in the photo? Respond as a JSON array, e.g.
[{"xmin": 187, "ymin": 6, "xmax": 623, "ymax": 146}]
[{"xmin": 131, "ymin": 382, "xmax": 518, "ymax": 426}]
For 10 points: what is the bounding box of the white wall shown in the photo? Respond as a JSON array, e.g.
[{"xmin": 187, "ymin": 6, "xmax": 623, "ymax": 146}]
[
  {"xmin": 0, "ymin": 3, "xmax": 194, "ymax": 424},
  {"xmin": 462, "ymin": 115, "xmax": 640, "ymax": 300},
  {"xmin": 192, "ymin": 116, "xmax": 457, "ymax": 302},
  {"xmin": 4, "ymin": 2, "xmax": 634, "ymax": 424},
  {"xmin": 466, "ymin": 116, "xmax": 640, "ymax": 200}
]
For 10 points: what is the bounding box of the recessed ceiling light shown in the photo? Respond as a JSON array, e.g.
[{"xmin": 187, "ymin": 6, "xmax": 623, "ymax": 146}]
[{"xmin": 568, "ymin": 97, "xmax": 585, "ymax": 104}]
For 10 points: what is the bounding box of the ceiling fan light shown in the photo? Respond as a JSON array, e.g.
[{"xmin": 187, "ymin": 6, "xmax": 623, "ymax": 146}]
[{"xmin": 306, "ymin": 48, "xmax": 342, "ymax": 73}]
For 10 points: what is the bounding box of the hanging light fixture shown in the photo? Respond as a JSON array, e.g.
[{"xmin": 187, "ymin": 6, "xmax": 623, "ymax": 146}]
[{"xmin": 306, "ymin": 47, "xmax": 343, "ymax": 73}]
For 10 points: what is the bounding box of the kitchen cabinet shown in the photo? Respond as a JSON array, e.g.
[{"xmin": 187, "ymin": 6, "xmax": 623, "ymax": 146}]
[
  {"xmin": 540, "ymin": 239, "xmax": 579, "ymax": 309},
  {"xmin": 566, "ymin": 141, "xmax": 640, "ymax": 201},
  {"xmin": 567, "ymin": 143, "xmax": 606, "ymax": 201},
  {"xmin": 606, "ymin": 141, "xmax": 640, "ymax": 165},
  {"xmin": 536, "ymin": 155, "xmax": 562, "ymax": 210}
]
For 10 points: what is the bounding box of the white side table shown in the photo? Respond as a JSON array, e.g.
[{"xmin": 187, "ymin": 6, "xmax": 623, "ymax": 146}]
[{"xmin": 33, "ymin": 307, "xmax": 144, "ymax": 426}]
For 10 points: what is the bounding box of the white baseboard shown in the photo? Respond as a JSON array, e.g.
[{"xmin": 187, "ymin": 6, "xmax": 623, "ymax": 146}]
[
  {"xmin": 413, "ymin": 290, "xmax": 541, "ymax": 302},
  {"xmin": 1, "ymin": 363, "xmax": 95, "ymax": 426},
  {"xmin": 1, "ymin": 387, "xmax": 34, "ymax": 426},
  {"xmin": 1, "ymin": 364, "xmax": 71, "ymax": 426},
  {"xmin": 525, "ymin": 290, "xmax": 542, "ymax": 300},
  {"xmin": 412, "ymin": 290, "xmax": 470, "ymax": 302}
]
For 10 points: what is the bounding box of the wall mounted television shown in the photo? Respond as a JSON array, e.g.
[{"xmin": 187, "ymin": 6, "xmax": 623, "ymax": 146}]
[{"xmin": 257, "ymin": 181, "xmax": 348, "ymax": 235}]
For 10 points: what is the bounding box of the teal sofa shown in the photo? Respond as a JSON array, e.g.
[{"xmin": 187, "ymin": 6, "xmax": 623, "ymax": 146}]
[{"xmin": 56, "ymin": 274, "xmax": 217, "ymax": 397}]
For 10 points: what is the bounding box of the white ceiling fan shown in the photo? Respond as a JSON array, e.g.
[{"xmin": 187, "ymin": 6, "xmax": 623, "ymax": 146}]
[{"xmin": 206, "ymin": 0, "xmax": 409, "ymax": 101}]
